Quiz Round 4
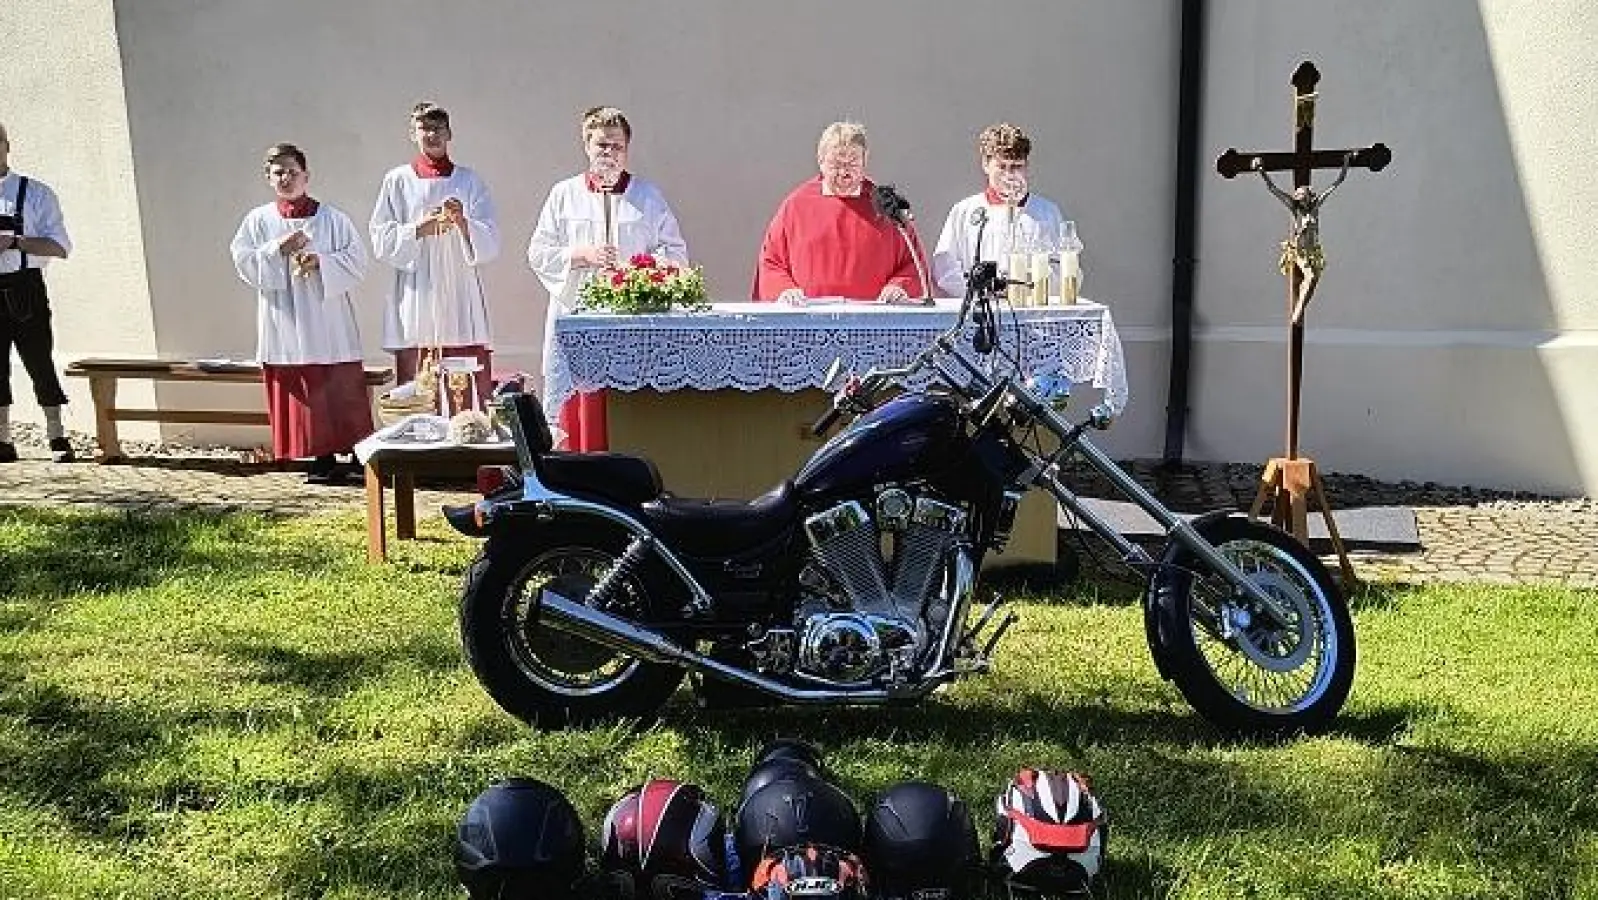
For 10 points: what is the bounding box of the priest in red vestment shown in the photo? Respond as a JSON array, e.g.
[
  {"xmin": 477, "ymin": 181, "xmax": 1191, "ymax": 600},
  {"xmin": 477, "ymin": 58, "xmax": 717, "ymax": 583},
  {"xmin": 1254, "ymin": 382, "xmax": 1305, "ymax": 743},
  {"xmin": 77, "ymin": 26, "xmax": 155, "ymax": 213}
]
[{"xmin": 753, "ymin": 121, "xmax": 928, "ymax": 304}]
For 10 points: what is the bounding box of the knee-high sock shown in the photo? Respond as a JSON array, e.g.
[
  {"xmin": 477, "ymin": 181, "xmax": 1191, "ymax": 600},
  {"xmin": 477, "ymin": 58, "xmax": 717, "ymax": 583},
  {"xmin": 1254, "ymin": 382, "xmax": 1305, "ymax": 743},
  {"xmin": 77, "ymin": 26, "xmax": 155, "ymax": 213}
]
[{"xmin": 43, "ymin": 405, "xmax": 64, "ymax": 440}]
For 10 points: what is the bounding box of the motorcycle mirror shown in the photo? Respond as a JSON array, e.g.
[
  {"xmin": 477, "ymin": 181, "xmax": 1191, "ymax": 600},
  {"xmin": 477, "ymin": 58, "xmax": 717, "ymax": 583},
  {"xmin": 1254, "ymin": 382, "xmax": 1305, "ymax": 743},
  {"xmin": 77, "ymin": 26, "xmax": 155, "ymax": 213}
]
[{"xmin": 822, "ymin": 357, "xmax": 847, "ymax": 392}]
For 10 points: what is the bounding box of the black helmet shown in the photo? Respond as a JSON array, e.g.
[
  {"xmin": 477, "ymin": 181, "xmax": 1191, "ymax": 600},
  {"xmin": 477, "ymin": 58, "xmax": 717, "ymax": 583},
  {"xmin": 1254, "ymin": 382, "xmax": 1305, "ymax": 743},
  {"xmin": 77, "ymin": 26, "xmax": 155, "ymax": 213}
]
[
  {"xmin": 749, "ymin": 844, "xmax": 870, "ymax": 900},
  {"xmin": 734, "ymin": 774, "xmax": 862, "ymax": 884},
  {"xmin": 455, "ymin": 778, "xmax": 587, "ymax": 900},
  {"xmin": 990, "ymin": 769, "xmax": 1108, "ymax": 897},
  {"xmin": 862, "ymin": 781, "xmax": 980, "ymax": 899},
  {"xmin": 742, "ymin": 739, "xmax": 827, "ymax": 805},
  {"xmin": 598, "ymin": 778, "xmax": 727, "ymax": 899}
]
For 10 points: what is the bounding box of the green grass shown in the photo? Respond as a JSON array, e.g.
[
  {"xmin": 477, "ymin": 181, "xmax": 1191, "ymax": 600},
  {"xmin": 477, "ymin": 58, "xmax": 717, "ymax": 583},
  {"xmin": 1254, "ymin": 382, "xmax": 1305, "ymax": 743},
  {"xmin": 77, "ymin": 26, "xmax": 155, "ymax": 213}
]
[{"xmin": 0, "ymin": 505, "xmax": 1595, "ymax": 899}]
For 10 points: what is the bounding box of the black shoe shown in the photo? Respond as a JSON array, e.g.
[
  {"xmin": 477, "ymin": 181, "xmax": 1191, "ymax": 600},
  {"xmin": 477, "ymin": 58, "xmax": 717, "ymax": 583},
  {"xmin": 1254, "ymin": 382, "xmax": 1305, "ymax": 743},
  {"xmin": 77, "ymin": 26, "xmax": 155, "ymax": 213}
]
[
  {"xmin": 305, "ymin": 455, "xmax": 336, "ymax": 485},
  {"xmin": 0, "ymin": 442, "xmax": 16, "ymax": 464},
  {"xmin": 48, "ymin": 437, "xmax": 74, "ymax": 463}
]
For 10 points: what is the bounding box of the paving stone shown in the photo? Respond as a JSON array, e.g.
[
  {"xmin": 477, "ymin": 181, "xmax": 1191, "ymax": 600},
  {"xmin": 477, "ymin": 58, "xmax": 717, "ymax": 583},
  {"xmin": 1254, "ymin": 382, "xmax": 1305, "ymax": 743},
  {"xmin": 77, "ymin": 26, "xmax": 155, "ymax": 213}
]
[{"xmin": 2, "ymin": 424, "xmax": 1596, "ymax": 588}]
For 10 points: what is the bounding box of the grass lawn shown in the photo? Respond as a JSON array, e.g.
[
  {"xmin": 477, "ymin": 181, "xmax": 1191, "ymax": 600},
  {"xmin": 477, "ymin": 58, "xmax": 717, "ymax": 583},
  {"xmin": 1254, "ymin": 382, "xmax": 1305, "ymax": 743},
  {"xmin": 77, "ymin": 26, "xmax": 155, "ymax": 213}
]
[{"xmin": 0, "ymin": 505, "xmax": 1595, "ymax": 899}]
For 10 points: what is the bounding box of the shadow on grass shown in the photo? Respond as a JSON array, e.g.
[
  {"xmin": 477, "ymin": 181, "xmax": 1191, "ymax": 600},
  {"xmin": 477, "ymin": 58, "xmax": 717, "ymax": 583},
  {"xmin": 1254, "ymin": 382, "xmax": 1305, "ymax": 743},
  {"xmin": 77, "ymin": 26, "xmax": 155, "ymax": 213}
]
[{"xmin": 0, "ymin": 507, "xmax": 344, "ymax": 607}]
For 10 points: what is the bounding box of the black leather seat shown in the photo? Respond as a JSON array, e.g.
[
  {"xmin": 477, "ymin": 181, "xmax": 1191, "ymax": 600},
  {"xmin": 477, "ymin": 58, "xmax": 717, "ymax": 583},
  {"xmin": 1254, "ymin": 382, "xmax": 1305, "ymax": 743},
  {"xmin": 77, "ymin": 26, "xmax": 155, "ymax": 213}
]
[
  {"xmin": 640, "ymin": 481, "xmax": 799, "ymax": 557},
  {"xmin": 537, "ymin": 452, "xmax": 664, "ymax": 506}
]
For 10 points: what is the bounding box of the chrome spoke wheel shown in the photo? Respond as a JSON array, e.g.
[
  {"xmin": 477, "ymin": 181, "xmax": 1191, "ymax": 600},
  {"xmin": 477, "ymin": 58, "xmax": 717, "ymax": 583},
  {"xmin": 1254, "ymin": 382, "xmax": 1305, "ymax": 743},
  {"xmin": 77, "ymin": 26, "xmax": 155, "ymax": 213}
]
[
  {"xmin": 504, "ymin": 546, "xmax": 642, "ymax": 697},
  {"xmin": 1190, "ymin": 539, "xmax": 1338, "ymax": 714}
]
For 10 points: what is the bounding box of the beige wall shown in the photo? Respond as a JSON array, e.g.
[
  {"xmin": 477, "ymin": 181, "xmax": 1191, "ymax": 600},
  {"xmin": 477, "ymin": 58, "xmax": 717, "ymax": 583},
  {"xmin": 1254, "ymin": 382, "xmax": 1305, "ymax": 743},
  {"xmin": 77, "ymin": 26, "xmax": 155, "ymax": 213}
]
[
  {"xmin": 1189, "ymin": 0, "xmax": 1598, "ymax": 493},
  {"xmin": 9, "ymin": 0, "xmax": 1596, "ymax": 494},
  {"xmin": 0, "ymin": 0, "xmax": 159, "ymax": 439},
  {"xmin": 105, "ymin": 0, "xmax": 1178, "ymax": 453}
]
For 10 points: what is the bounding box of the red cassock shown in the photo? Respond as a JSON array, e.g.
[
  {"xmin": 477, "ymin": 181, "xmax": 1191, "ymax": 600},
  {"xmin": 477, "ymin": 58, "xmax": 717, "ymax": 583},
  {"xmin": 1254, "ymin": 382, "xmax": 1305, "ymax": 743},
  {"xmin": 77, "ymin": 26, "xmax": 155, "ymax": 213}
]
[
  {"xmin": 752, "ymin": 177, "xmax": 928, "ymax": 301},
  {"xmin": 263, "ymin": 362, "xmax": 373, "ymax": 460}
]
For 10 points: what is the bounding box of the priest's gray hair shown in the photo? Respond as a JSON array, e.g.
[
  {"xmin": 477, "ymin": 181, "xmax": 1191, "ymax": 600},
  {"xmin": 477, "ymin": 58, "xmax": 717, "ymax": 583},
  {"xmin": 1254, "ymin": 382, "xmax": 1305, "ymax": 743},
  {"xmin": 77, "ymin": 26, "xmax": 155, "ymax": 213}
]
[
  {"xmin": 817, "ymin": 121, "xmax": 868, "ymax": 157},
  {"xmin": 0, "ymin": 120, "xmax": 8, "ymax": 143}
]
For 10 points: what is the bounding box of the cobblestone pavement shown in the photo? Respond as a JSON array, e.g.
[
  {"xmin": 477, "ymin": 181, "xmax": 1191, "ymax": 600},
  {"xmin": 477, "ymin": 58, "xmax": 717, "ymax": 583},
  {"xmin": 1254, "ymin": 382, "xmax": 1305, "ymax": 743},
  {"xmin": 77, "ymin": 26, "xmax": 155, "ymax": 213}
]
[{"xmin": 2, "ymin": 431, "xmax": 1595, "ymax": 588}]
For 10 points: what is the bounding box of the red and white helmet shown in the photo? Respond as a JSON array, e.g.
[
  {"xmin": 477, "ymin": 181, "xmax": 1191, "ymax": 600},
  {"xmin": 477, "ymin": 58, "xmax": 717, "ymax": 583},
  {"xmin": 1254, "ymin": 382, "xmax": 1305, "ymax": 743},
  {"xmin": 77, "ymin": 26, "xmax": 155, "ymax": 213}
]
[
  {"xmin": 600, "ymin": 778, "xmax": 727, "ymax": 899},
  {"xmin": 990, "ymin": 769, "xmax": 1107, "ymax": 897}
]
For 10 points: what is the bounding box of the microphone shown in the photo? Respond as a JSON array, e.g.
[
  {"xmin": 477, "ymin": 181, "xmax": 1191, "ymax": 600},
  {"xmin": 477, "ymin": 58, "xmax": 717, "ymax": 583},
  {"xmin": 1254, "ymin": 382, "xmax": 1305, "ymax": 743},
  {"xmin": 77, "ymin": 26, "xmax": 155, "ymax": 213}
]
[
  {"xmin": 872, "ymin": 183, "xmax": 930, "ymax": 303},
  {"xmin": 872, "ymin": 183, "xmax": 914, "ymax": 226}
]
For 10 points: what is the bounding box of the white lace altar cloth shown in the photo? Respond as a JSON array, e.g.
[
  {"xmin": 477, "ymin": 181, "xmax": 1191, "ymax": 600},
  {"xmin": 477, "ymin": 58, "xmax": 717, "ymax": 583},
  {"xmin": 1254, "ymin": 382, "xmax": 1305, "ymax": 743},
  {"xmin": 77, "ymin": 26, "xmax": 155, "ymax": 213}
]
[{"xmin": 544, "ymin": 298, "xmax": 1128, "ymax": 428}]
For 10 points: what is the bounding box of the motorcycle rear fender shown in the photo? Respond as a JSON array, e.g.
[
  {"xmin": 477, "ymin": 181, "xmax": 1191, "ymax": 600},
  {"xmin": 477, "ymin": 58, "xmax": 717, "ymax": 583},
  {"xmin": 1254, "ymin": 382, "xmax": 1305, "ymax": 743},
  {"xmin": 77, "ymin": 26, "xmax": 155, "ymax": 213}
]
[{"xmin": 445, "ymin": 474, "xmax": 718, "ymax": 615}]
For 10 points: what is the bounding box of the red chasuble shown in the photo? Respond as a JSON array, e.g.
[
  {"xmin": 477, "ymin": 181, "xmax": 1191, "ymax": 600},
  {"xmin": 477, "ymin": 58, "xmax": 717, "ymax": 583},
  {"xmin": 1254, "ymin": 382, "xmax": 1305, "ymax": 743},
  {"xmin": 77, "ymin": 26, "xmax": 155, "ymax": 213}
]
[{"xmin": 753, "ymin": 177, "xmax": 927, "ymax": 301}]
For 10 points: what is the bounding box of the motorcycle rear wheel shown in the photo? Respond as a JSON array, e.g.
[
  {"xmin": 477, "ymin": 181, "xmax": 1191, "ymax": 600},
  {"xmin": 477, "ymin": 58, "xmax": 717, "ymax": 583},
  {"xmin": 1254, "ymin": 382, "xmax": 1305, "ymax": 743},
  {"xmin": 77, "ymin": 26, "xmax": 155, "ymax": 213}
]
[
  {"xmin": 1147, "ymin": 515, "xmax": 1355, "ymax": 736},
  {"xmin": 459, "ymin": 524, "xmax": 685, "ymax": 727}
]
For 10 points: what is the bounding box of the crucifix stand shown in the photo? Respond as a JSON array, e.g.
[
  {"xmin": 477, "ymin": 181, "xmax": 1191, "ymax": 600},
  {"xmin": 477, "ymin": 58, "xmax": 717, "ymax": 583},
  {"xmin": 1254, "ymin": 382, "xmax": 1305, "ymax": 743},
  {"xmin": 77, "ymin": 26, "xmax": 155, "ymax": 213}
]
[{"xmin": 1216, "ymin": 61, "xmax": 1392, "ymax": 586}]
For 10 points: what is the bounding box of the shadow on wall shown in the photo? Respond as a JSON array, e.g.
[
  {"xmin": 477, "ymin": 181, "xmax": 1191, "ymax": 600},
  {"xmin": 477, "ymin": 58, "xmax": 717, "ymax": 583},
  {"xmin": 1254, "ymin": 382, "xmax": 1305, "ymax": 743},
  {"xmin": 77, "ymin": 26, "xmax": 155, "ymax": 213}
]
[{"xmin": 1184, "ymin": 1, "xmax": 1583, "ymax": 494}]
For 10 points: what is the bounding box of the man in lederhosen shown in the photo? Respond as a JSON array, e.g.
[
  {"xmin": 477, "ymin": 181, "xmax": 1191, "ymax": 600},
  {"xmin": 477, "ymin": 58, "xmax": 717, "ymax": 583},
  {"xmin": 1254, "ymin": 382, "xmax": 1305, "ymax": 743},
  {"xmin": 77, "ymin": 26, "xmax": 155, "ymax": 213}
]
[{"xmin": 0, "ymin": 120, "xmax": 74, "ymax": 463}]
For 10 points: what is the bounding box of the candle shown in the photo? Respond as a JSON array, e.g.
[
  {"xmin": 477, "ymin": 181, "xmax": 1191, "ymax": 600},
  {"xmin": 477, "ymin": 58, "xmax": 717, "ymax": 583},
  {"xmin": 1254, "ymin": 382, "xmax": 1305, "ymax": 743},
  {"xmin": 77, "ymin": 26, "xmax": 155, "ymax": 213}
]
[
  {"xmin": 1030, "ymin": 252, "xmax": 1051, "ymax": 307},
  {"xmin": 1059, "ymin": 251, "xmax": 1081, "ymax": 304},
  {"xmin": 1007, "ymin": 251, "xmax": 1029, "ymax": 306}
]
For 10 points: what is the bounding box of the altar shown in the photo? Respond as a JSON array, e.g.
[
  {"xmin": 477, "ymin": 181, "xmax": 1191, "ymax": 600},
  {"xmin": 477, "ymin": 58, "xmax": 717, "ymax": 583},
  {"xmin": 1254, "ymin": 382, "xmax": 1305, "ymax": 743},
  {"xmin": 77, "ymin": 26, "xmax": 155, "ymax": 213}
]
[{"xmin": 545, "ymin": 299, "xmax": 1128, "ymax": 566}]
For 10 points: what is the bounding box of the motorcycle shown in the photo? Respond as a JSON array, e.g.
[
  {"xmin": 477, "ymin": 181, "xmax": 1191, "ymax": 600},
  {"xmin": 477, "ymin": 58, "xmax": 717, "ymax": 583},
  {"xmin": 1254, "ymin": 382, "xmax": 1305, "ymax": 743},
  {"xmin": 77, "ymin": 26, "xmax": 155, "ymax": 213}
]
[{"xmin": 445, "ymin": 260, "xmax": 1355, "ymax": 735}]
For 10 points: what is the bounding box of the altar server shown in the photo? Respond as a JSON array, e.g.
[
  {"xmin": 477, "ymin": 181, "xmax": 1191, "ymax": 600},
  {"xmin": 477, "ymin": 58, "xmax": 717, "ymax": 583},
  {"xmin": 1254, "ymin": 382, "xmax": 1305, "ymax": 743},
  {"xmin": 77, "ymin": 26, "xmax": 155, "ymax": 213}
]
[
  {"xmin": 753, "ymin": 121, "xmax": 927, "ymax": 304},
  {"xmin": 932, "ymin": 123, "xmax": 1072, "ymax": 298},
  {"xmin": 370, "ymin": 102, "xmax": 500, "ymax": 403},
  {"xmin": 527, "ymin": 105, "xmax": 688, "ymax": 450},
  {"xmin": 230, "ymin": 143, "xmax": 371, "ymax": 484}
]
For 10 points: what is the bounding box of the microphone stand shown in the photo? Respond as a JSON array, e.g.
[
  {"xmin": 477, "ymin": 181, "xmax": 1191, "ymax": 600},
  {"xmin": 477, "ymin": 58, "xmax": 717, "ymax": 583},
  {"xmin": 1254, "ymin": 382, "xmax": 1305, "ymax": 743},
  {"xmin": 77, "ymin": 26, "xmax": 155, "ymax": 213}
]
[{"xmin": 893, "ymin": 218, "xmax": 933, "ymax": 305}]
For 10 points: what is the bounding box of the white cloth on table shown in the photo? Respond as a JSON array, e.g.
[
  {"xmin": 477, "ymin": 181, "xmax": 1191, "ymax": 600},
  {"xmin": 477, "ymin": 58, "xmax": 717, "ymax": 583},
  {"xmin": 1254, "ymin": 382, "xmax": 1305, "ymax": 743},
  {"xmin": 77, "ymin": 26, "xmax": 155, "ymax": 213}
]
[
  {"xmin": 543, "ymin": 299, "xmax": 1128, "ymax": 430},
  {"xmin": 229, "ymin": 202, "xmax": 367, "ymax": 365},
  {"xmin": 370, "ymin": 164, "xmax": 500, "ymax": 351}
]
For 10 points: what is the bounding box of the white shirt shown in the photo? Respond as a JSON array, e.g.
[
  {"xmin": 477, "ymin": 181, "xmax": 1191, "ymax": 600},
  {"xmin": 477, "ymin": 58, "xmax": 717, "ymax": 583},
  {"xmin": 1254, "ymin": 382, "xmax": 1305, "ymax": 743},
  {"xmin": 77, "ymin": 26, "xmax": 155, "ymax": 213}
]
[
  {"xmin": 230, "ymin": 202, "xmax": 368, "ymax": 365},
  {"xmin": 369, "ymin": 164, "xmax": 501, "ymax": 351},
  {"xmin": 931, "ymin": 192, "xmax": 1070, "ymax": 298},
  {"xmin": 527, "ymin": 173, "xmax": 688, "ymax": 378},
  {"xmin": 0, "ymin": 171, "xmax": 71, "ymax": 275}
]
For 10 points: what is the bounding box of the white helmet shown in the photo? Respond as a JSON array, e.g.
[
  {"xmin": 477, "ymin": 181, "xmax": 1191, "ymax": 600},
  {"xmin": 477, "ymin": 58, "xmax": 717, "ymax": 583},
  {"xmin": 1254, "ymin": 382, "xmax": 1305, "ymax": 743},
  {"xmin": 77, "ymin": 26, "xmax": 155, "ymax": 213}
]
[{"xmin": 990, "ymin": 769, "xmax": 1107, "ymax": 897}]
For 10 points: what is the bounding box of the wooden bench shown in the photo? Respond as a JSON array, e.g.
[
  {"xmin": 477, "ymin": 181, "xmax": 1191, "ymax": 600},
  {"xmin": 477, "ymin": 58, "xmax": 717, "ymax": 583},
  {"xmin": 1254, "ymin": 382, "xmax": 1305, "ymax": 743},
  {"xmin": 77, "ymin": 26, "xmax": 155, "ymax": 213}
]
[{"xmin": 63, "ymin": 357, "xmax": 393, "ymax": 462}]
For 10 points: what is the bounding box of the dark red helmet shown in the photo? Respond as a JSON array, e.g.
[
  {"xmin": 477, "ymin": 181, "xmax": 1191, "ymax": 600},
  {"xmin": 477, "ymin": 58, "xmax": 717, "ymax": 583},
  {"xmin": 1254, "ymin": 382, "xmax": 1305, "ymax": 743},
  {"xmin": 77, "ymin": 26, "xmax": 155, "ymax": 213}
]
[
  {"xmin": 990, "ymin": 769, "xmax": 1108, "ymax": 897},
  {"xmin": 599, "ymin": 778, "xmax": 727, "ymax": 899},
  {"xmin": 862, "ymin": 780, "xmax": 979, "ymax": 899},
  {"xmin": 455, "ymin": 778, "xmax": 586, "ymax": 900},
  {"xmin": 749, "ymin": 843, "xmax": 869, "ymax": 900}
]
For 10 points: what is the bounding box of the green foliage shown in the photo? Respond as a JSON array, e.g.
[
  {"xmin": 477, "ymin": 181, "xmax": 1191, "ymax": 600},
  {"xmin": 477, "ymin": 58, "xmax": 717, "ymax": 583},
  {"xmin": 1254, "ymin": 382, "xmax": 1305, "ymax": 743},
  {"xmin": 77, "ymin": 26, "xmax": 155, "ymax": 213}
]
[{"xmin": 0, "ymin": 506, "xmax": 1595, "ymax": 898}]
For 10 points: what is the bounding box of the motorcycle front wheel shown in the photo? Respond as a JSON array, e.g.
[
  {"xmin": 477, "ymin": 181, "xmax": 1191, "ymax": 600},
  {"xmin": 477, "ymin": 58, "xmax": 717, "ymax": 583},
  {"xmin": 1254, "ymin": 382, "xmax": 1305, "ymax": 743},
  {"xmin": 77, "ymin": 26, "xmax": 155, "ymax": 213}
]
[
  {"xmin": 1147, "ymin": 514, "xmax": 1355, "ymax": 736},
  {"xmin": 459, "ymin": 524, "xmax": 685, "ymax": 727}
]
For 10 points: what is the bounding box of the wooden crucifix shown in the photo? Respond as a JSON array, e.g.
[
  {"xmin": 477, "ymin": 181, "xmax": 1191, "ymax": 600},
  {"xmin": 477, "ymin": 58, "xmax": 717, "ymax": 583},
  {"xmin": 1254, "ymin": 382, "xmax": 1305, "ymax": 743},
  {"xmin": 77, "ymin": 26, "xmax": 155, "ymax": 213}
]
[{"xmin": 1217, "ymin": 61, "xmax": 1391, "ymax": 585}]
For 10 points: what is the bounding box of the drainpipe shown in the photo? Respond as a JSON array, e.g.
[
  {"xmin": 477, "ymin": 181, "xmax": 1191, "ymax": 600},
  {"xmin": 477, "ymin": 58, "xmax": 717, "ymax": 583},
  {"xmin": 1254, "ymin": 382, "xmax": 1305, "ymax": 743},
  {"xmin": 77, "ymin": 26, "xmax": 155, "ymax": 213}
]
[{"xmin": 1163, "ymin": 0, "xmax": 1205, "ymax": 466}]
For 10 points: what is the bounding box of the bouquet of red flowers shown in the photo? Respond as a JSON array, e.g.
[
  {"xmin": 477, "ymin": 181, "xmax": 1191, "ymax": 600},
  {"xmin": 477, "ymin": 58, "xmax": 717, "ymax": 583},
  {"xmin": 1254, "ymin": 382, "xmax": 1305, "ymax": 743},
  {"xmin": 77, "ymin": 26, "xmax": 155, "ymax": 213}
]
[{"xmin": 579, "ymin": 253, "xmax": 710, "ymax": 314}]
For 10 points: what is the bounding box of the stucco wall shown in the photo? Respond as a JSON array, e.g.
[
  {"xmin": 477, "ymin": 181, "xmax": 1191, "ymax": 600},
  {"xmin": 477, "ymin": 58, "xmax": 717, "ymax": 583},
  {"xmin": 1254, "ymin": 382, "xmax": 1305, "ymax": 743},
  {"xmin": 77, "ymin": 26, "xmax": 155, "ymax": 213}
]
[
  {"xmin": 109, "ymin": 0, "xmax": 1177, "ymax": 454},
  {"xmin": 1190, "ymin": 0, "xmax": 1598, "ymax": 493},
  {"xmin": 0, "ymin": 0, "xmax": 158, "ymax": 439}
]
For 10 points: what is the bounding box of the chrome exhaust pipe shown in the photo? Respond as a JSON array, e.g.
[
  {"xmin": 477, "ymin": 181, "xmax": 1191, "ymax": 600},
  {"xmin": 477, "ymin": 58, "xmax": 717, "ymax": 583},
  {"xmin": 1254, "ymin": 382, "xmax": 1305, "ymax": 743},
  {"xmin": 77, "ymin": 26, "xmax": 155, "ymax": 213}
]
[{"xmin": 537, "ymin": 590, "xmax": 936, "ymax": 705}]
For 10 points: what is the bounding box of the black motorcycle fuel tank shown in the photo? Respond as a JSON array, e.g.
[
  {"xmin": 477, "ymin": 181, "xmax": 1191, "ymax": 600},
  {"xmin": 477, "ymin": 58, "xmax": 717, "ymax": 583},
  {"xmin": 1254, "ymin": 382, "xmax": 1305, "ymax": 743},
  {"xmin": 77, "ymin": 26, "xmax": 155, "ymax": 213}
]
[{"xmin": 793, "ymin": 392, "xmax": 968, "ymax": 500}]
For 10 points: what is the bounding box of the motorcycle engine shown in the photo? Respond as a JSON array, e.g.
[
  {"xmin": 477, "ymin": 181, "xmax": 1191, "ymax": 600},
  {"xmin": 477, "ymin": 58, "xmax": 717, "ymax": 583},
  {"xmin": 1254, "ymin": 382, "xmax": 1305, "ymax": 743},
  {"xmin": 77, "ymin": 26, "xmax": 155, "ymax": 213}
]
[{"xmin": 791, "ymin": 491, "xmax": 967, "ymax": 685}]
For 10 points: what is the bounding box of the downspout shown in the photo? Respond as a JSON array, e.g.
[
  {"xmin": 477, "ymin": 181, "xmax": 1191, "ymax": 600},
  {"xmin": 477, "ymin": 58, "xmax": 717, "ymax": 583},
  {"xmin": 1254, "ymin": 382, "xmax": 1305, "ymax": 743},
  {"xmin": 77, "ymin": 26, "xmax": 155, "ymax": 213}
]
[{"xmin": 1163, "ymin": 0, "xmax": 1205, "ymax": 465}]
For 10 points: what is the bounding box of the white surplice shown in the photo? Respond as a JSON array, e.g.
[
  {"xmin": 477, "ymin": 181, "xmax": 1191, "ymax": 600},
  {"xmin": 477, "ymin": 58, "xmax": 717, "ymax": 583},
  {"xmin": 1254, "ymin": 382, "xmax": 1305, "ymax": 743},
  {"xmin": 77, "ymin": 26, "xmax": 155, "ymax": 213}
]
[
  {"xmin": 230, "ymin": 202, "xmax": 367, "ymax": 365},
  {"xmin": 369, "ymin": 165, "xmax": 500, "ymax": 352},
  {"xmin": 930, "ymin": 193, "xmax": 1070, "ymax": 298},
  {"xmin": 526, "ymin": 173, "xmax": 689, "ymax": 376}
]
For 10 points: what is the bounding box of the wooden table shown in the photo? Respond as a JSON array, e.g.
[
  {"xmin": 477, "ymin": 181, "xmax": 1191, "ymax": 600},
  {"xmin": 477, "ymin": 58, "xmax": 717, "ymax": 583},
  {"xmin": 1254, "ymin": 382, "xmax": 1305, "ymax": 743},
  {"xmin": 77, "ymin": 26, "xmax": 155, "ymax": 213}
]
[
  {"xmin": 63, "ymin": 357, "xmax": 393, "ymax": 461},
  {"xmin": 359, "ymin": 443, "xmax": 517, "ymax": 561}
]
